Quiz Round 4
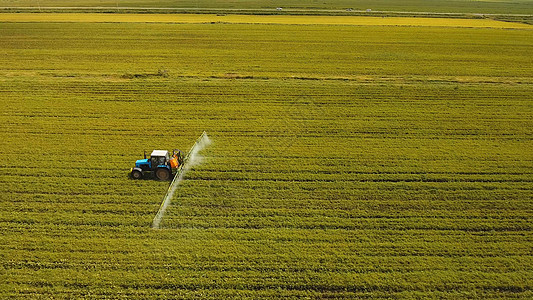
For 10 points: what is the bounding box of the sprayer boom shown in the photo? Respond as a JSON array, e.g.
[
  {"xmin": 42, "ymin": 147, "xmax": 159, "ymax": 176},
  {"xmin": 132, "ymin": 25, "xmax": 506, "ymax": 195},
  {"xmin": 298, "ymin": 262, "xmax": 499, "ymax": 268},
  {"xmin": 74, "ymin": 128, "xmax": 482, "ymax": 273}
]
[{"xmin": 151, "ymin": 131, "xmax": 211, "ymax": 228}]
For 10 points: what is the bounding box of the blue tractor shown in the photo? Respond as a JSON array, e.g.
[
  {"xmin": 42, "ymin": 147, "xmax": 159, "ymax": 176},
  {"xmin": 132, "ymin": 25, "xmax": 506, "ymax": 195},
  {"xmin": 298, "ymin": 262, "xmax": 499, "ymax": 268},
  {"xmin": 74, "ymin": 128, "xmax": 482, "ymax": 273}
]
[{"xmin": 130, "ymin": 149, "xmax": 183, "ymax": 180}]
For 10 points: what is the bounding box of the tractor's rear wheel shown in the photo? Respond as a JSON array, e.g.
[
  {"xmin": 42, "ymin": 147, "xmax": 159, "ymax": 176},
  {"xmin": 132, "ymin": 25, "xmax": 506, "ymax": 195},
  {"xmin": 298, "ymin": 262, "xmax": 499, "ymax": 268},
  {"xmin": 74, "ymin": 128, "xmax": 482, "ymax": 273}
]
[
  {"xmin": 131, "ymin": 169, "xmax": 143, "ymax": 180},
  {"xmin": 155, "ymin": 168, "xmax": 171, "ymax": 181}
]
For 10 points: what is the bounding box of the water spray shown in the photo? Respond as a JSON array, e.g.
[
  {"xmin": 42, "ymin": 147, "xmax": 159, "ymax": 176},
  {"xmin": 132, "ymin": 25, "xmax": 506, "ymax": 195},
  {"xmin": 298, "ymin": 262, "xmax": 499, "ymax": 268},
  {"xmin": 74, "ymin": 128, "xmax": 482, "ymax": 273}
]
[{"xmin": 151, "ymin": 131, "xmax": 211, "ymax": 229}]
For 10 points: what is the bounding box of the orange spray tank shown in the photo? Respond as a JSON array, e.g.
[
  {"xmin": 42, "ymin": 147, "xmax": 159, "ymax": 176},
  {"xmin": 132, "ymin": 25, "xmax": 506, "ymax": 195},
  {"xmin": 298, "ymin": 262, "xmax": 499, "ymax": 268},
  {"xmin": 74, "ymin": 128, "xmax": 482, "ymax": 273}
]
[{"xmin": 169, "ymin": 156, "xmax": 179, "ymax": 169}]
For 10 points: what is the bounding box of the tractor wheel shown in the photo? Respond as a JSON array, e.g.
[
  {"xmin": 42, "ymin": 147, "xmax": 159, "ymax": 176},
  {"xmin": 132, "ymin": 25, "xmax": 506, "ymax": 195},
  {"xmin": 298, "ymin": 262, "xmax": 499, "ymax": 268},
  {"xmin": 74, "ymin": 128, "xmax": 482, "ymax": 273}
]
[
  {"xmin": 131, "ymin": 169, "xmax": 143, "ymax": 180},
  {"xmin": 155, "ymin": 168, "xmax": 171, "ymax": 181}
]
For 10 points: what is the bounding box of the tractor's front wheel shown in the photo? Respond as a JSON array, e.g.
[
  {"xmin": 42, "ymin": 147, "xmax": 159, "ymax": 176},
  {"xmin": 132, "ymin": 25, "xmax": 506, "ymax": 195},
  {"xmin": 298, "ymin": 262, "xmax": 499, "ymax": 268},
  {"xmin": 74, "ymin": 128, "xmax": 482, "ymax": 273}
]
[
  {"xmin": 131, "ymin": 169, "xmax": 143, "ymax": 180},
  {"xmin": 155, "ymin": 168, "xmax": 171, "ymax": 181}
]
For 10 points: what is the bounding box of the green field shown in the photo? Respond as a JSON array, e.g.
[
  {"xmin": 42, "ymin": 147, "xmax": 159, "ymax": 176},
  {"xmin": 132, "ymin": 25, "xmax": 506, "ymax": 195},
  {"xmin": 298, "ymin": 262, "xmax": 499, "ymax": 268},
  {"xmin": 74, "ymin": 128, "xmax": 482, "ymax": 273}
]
[
  {"xmin": 2, "ymin": 0, "xmax": 533, "ymax": 14},
  {"xmin": 1, "ymin": 15, "xmax": 532, "ymax": 298}
]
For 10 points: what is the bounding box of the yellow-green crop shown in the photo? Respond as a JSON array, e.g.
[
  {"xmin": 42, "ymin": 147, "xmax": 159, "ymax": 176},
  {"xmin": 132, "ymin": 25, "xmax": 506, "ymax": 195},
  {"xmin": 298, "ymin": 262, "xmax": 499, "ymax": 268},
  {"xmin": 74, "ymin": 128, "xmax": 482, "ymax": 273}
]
[
  {"xmin": 1, "ymin": 13, "xmax": 532, "ymax": 29},
  {"xmin": 1, "ymin": 16, "xmax": 532, "ymax": 299}
]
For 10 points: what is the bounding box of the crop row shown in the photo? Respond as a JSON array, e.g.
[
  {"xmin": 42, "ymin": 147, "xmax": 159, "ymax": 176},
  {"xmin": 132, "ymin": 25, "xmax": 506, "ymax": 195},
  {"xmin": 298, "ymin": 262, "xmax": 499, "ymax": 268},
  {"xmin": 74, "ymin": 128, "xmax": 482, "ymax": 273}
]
[{"xmin": 2, "ymin": 22, "xmax": 533, "ymax": 78}]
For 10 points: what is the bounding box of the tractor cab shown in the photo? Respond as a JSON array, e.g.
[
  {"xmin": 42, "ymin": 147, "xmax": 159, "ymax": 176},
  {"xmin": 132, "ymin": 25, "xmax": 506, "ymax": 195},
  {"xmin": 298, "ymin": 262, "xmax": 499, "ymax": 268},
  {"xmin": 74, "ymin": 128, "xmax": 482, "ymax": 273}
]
[
  {"xmin": 130, "ymin": 149, "xmax": 183, "ymax": 180},
  {"xmin": 150, "ymin": 150, "xmax": 170, "ymax": 167}
]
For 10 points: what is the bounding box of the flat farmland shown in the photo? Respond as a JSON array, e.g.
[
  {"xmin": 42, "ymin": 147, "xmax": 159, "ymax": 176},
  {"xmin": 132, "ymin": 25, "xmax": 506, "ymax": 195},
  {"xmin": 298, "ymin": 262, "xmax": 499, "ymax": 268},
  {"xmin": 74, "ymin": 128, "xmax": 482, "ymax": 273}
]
[
  {"xmin": 2, "ymin": 13, "xmax": 533, "ymax": 28},
  {"xmin": 1, "ymin": 17, "xmax": 532, "ymax": 298},
  {"xmin": 1, "ymin": 0, "xmax": 533, "ymax": 14}
]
